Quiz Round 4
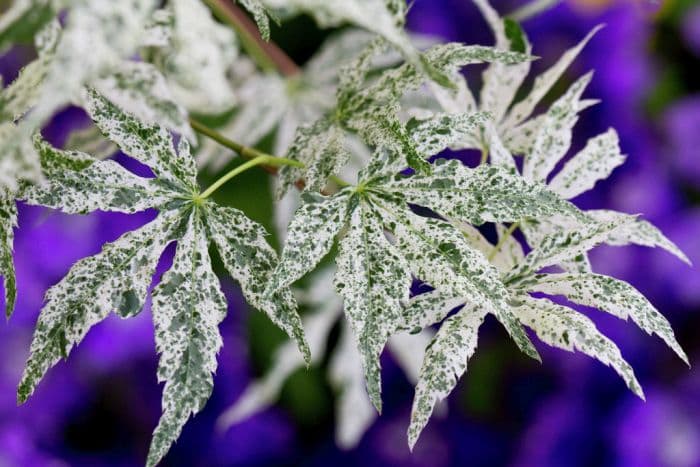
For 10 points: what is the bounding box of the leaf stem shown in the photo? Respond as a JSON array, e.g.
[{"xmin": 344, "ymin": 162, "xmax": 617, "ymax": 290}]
[
  {"xmin": 202, "ymin": 0, "xmax": 300, "ymax": 76},
  {"xmin": 488, "ymin": 222, "xmax": 520, "ymax": 261},
  {"xmin": 191, "ymin": 118, "xmax": 351, "ymax": 193},
  {"xmin": 479, "ymin": 146, "xmax": 489, "ymax": 165}
]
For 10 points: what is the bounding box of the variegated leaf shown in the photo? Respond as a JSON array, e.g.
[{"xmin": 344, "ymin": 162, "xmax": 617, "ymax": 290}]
[
  {"xmin": 475, "ymin": 0, "xmax": 532, "ymax": 124},
  {"xmin": 147, "ymin": 211, "xmax": 226, "ymax": 467},
  {"xmin": 21, "ymin": 137, "xmax": 173, "ymax": 214},
  {"xmin": 408, "ymin": 301, "xmax": 488, "ymax": 449},
  {"xmin": 329, "ymin": 321, "xmax": 377, "ymax": 448},
  {"xmin": 268, "ymin": 191, "xmax": 352, "ymax": 293},
  {"xmin": 64, "ymin": 125, "xmax": 118, "ymax": 160},
  {"xmin": 513, "ymin": 295, "xmax": 644, "ymax": 398},
  {"xmin": 524, "ymin": 273, "xmax": 688, "ymax": 364},
  {"xmin": 0, "ymin": 122, "xmax": 42, "ymax": 192},
  {"xmin": 379, "ymin": 160, "xmax": 584, "ymax": 226},
  {"xmin": 85, "ymin": 89, "xmax": 198, "ymax": 192},
  {"xmin": 503, "ymin": 25, "xmax": 603, "ymax": 129},
  {"xmin": 92, "ymin": 61, "xmax": 194, "ymax": 140},
  {"xmin": 588, "ymin": 210, "xmax": 690, "ymax": 265},
  {"xmin": 17, "ymin": 209, "xmax": 182, "ymax": 403},
  {"xmin": 409, "ymin": 112, "xmax": 490, "ymax": 157},
  {"xmin": 334, "ymin": 199, "xmax": 412, "ymax": 411},
  {"xmin": 399, "ymin": 289, "xmax": 466, "ymax": 332},
  {"xmin": 548, "ymin": 129, "xmax": 626, "ymax": 199},
  {"xmin": 506, "ymin": 218, "xmax": 635, "ymax": 283},
  {"xmin": 205, "ymin": 203, "xmax": 309, "ymax": 362},
  {"xmin": 383, "ymin": 204, "xmax": 539, "ymax": 361},
  {"xmin": 0, "ymin": 0, "xmax": 53, "ymax": 52},
  {"xmin": 0, "ymin": 191, "xmax": 17, "ymax": 318},
  {"xmin": 523, "ymin": 72, "xmax": 594, "ymax": 183}
]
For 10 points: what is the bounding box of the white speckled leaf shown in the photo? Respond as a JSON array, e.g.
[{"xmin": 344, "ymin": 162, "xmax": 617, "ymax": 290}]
[
  {"xmin": 384, "ymin": 203, "xmax": 539, "ymax": 361},
  {"xmin": 523, "ymin": 72, "xmax": 594, "ymax": 183},
  {"xmin": 334, "ymin": 199, "xmax": 412, "ymax": 412},
  {"xmin": 28, "ymin": 0, "xmax": 158, "ymax": 126},
  {"xmin": 524, "ymin": 273, "xmax": 688, "ymax": 364},
  {"xmin": 380, "ymin": 160, "xmax": 584, "ymax": 226},
  {"xmin": 493, "ymin": 224, "xmax": 525, "ymax": 273},
  {"xmin": 588, "ymin": 210, "xmax": 690, "ymax": 265},
  {"xmin": 146, "ymin": 0, "xmax": 238, "ymax": 114},
  {"xmin": 408, "ymin": 301, "xmax": 487, "ymax": 449},
  {"xmin": 474, "ymin": 0, "xmax": 532, "ymax": 123},
  {"xmin": 549, "ymin": 129, "xmax": 626, "ymax": 199},
  {"xmin": 21, "ymin": 137, "xmax": 173, "ymax": 214},
  {"xmin": 409, "ymin": 112, "xmax": 490, "ymax": 157},
  {"xmin": 84, "ymin": 89, "xmax": 198, "ymax": 192},
  {"xmin": 329, "ymin": 321, "xmax": 377, "ymax": 449},
  {"xmin": 63, "ymin": 125, "xmax": 118, "ymax": 160},
  {"xmin": 205, "ymin": 203, "xmax": 309, "ymax": 362},
  {"xmin": 399, "ymin": 289, "xmax": 466, "ymax": 332},
  {"xmin": 507, "ymin": 218, "xmax": 635, "ymax": 282},
  {"xmin": 503, "ymin": 25, "xmax": 603, "ymax": 130},
  {"xmin": 0, "ymin": 191, "xmax": 17, "ymax": 318},
  {"xmin": 268, "ymin": 191, "xmax": 351, "ymax": 293},
  {"xmin": 17, "ymin": 209, "xmax": 182, "ymax": 403},
  {"xmin": 147, "ymin": 210, "xmax": 227, "ymax": 467},
  {"xmin": 484, "ymin": 124, "xmax": 517, "ymax": 169},
  {"xmin": 92, "ymin": 61, "xmax": 194, "ymax": 140},
  {"xmin": 513, "ymin": 295, "xmax": 644, "ymax": 398}
]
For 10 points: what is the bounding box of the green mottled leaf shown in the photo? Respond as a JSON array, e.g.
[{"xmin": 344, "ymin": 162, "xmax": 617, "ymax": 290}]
[
  {"xmin": 548, "ymin": 129, "xmax": 625, "ymax": 199},
  {"xmin": 588, "ymin": 210, "xmax": 690, "ymax": 265},
  {"xmin": 408, "ymin": 301, "xmax": 487, "ymax": 449},
  {"xmin": 399, "ymin": 289, "xmax": 465, "ymax": 332},
  {"xmin": 21, "ymin": 137, "xmax": 172, "ymax": 214},
  {"xmin": 205, "ymin": 203, "xmax": 309, "ymax": 362},
  {"xmin": 379, "ymin": 160, "xmax": 583, "ymax": 226},
  {"xmin": 334, "ymin": 199, "xmax": 412, "ymax": 411},
  {"xmin": 506, "ymin": 218, "xmax": 635, "ymax": 282},
  {"xmin": 0, "ymin": 191, "xmax": 17, "ymax": 318},
  {"xmin": 0, "ymin": 0, "xmax": 53, "ymax": 52},
  {"xmin": 523, "ymin": 72, "xmax": 595, "ymax": 183},
  {"xmin": 513, "ymin": 295, "xmax": 644, "ymax": 398},
  {"xmin": 524, "ymin": 272, "xmax": 688, "ymax": 364},
  {"xmin": 17, "ymin": 209, "xmax": 182, "ymax": 403},
  {"xmin": 84, "ymin": 88, "xmax": 197, "ymax": 192},
  {"xmin": 147, "ymin": 210, "xmax": 226, "ymax": 467},
  {"xmin": 0, "ymin": 122, "xmax": 42, "ymax": 192},
  {"xmin": 268, "ymin": 191, "xmax": 352, "ymax": 293},
  {"xmin": 383, "ymin": 203, "xmax": 539, "ymax": 361},
  {"xmin": 503, "ymin": 25, "xmax": 603, "ymax": 129},
  {"xmin": 409, "ymin": 112, "xmax": 490, "ymax": 157}
]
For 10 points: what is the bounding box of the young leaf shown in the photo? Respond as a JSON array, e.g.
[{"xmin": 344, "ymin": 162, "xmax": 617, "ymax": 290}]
[
  {"xmin": 147, "ymin": 211, "xmax": 227, "ymax": 467},
  {"xmin": 334, "ymin": 199, "xmax": 412, "ymax": 411},
  {"xmin": 524, "ymin": 273, "xmax": 688, "ymax": 364},
  {"xmin": 0, "ymin": 191, "xmax": 17, "ymax": 318},
  {"xmin": 408, "ymin": 301, "xmax": 487, "ymax": 449},
  {"xmin": 513, "ymin": 295, "xmax": 644, "ymax": 398}
]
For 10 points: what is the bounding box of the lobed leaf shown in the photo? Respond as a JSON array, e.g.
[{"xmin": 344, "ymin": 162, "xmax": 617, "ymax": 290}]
[
  {"xmin": 147, "ymin": 211, "xmax": 227, "ymax": 467},
  {"xmin": 0, "ymin": 191, "xmax": 17, "ymax": 318},
  {"xmin": 513, "ymin": 296, "xmax": 644, "ymax": 398},
  {"xmin": 525, "ymin": 273, "xmax": 688, "ymax": 364},
  {"xmin": 334, "ymin": 199, "xmax": 412, "ymax": 411},
  {"xmin": 17, "ymin": 209, "xmax": 182, "ymax": 403},
  {"xmin": 205, "ymin": 203, "xmax": 309, "ymax": 362}
]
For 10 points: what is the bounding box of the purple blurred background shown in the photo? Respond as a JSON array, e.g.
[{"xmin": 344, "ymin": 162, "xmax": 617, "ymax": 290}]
[{"xmin": 1, "ymin": 0, "xmax": 700, "ymax": 465}]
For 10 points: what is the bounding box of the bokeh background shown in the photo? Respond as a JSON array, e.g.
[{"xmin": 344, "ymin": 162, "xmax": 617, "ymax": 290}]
[{"xmin": 1, "ymin": 0, "xmax": 700, "ymax": 465}]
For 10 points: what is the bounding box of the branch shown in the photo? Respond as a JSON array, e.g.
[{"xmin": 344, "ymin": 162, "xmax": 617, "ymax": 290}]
[{"xmin": 203, "ymin": 0, "xmax": 300, "ymax": 77}]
